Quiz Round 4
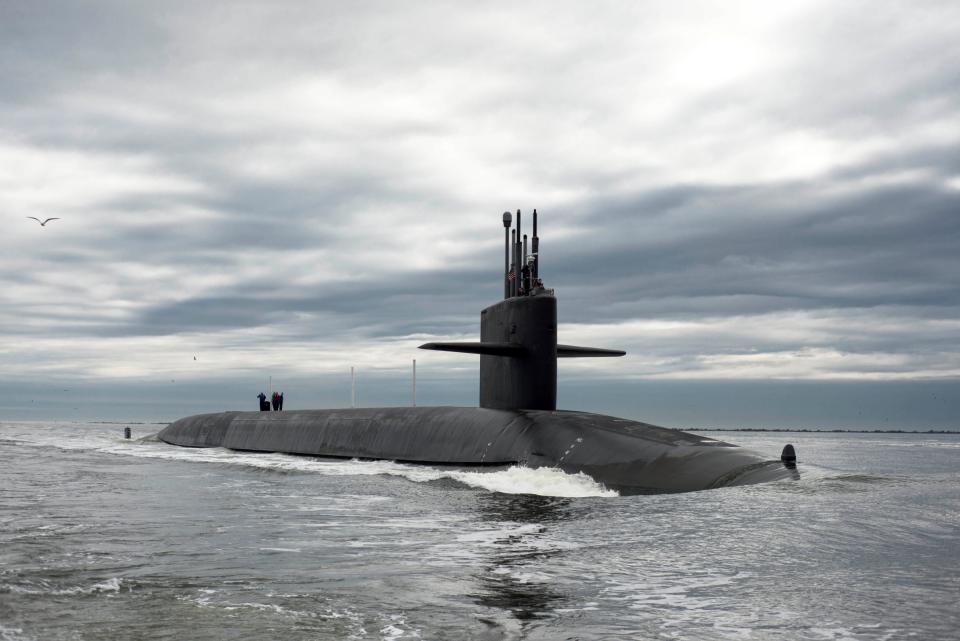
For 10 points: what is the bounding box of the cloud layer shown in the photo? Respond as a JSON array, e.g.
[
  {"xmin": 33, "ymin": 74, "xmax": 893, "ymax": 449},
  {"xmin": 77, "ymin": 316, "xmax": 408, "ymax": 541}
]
[{"xmin": 2, "ymin": 1, "xmax": 958, "ymax": 423}]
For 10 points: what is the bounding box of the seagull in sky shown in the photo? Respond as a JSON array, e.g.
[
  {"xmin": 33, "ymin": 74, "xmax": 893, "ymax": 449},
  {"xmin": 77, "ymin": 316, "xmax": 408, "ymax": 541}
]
[{"xmin": 27, "ymin": 216, "xmax": 60, "ymax": 226}]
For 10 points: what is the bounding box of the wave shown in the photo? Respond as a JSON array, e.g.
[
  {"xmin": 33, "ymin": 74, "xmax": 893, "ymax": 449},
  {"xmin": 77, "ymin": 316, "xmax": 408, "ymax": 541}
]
[
  {"xmin": 3, "ymin": 577, "xmax": 122, "ymax": 597},
  {"xmin": 179, "ymin": 590, "xmax": 421, "ymax": 641},
  {"xmin": 4, "ymin": 423, "xmax": 617, "ymax": 498},
  {"xmin": 0, "ymin": 625, "xmax": 35, "ymax": 641},
  {"xmin": 436, "ymin": 465, "xmax": 617, "ymax": 498}
]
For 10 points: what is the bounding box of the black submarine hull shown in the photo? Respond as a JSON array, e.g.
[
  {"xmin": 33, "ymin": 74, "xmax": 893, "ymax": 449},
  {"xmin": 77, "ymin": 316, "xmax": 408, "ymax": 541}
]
[
  {"xmin": 160, "ymin": 211, "xmax": 800, "ymax": 494},
  {"xmin": 158, "ymin": 407, "xmax": 797, "ymax": 494}
]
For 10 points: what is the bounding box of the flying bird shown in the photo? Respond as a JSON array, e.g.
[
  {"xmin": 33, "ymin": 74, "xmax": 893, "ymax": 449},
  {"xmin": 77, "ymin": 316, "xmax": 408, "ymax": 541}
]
[{"xmin": 27, "ymin": 216, "xmax": 60, "ymax": 226}]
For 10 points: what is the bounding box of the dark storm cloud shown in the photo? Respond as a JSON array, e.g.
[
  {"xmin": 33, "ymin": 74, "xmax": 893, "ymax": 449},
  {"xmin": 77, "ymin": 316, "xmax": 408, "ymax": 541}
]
[
  {"xmin": 0, "ymin": 1, "xmax": 164, "ymax": 101},
  {"xmin": 6, "ymin": 139, "xmax": 959, "ymax": 370},
  {"xmin": 131, "ymin": 267, "xmax": 499, "ymax": 338},
  {"xmin": 547, "ymin": 164, "xmax": 960, "ymax": 319}
]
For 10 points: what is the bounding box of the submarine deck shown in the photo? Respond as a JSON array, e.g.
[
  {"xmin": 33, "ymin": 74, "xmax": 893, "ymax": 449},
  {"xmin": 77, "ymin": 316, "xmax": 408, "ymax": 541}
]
[{"xmin": 158, "ymin": 406, "xmax": 795, "ymax": 493}]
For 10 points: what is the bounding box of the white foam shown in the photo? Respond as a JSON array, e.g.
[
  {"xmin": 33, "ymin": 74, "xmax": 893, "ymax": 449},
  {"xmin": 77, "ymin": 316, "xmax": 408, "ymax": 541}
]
[
  {"xmin": 89, "ymin": 577, "xmax": 122, "ymax": 593},
  {"xmin": 379, "ymin": 614, "xmax": 422, "ymax": 641},
  {"xmin": 444, "ymin": 465, "xmax": 618, "ymax": 497},
  {"xmin": 0, "ymin": 625, "xmax": 34, "ymax": 641},
  {"xmin": 380, "ymin": 625, "xmax": 405, "ymax": 640},
  {"xmin": 317, "ymin": 460, "xmax": 617, "ymax": 497},
  {"xmin": 4, "ymin": 577, "xmax": 122, "ymax": 596},
  {"xmin": 490, "ymin": 566, "xmax": 552, "ymax": 584},
  {"xmin": 3, "ymin": 422, "xmax": 619, "ymax": 498}
]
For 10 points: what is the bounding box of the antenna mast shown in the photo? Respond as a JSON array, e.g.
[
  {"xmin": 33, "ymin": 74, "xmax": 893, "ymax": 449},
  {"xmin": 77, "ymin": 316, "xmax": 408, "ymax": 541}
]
[{"xmin": 502, "ymin": 211, "xmax": 512, "ymax": 298}]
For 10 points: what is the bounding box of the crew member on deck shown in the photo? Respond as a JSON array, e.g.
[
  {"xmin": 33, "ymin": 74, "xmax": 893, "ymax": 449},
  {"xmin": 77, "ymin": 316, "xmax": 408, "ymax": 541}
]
[
  {"xmin": 271, "ymin": 391, "xmax": 280, "ymax": 411},
  {"xmin": 257, "ymin": 392, "xmax": 268, "ymax": 411}
]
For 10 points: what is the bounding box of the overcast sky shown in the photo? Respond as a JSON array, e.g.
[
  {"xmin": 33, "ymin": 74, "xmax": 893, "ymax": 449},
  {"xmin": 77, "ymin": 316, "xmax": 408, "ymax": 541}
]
[{"xmin": 2, "ymin": 1, "xmax": 958, "ymax": 427}]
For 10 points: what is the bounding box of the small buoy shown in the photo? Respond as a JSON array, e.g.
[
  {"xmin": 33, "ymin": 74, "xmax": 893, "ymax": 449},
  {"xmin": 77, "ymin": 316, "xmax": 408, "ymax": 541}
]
[
  {"xmin": 124, "ymin": 427, "xmax": 131, "ymax": 439},
  {"xmin": 781, "ymin": 443, "xmax": 796, "ymax": 467}
]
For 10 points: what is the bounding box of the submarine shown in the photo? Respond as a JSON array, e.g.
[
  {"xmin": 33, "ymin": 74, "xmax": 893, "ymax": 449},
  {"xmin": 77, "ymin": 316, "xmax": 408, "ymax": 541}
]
[{"xmin": 159, "ymin": 210, "xmax": 799, "ymax": 494}]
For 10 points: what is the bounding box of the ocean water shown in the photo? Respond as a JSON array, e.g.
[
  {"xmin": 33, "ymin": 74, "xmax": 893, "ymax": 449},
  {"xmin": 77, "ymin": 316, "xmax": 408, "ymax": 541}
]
[{"xmin": 1, "ymin": 422, "xmax": 958, "ymax": 640}]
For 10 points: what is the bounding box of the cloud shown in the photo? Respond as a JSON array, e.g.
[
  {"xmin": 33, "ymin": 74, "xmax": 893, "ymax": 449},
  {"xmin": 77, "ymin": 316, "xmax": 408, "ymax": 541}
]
[{"xmin": 1, "ymin": 0, "xmax": 958, "ymax": 417}]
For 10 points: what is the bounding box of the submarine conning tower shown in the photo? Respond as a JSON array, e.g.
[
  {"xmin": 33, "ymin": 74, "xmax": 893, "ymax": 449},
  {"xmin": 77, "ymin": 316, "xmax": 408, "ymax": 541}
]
[{"xmin": 420, "ymin": 209, "xmax": 625, "ymax": 410}]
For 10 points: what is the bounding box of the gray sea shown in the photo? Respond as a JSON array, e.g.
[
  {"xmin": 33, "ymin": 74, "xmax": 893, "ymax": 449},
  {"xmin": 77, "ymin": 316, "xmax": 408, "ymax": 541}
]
[{"xmin": 1, "ymin": 421, "xmax": 958, "ymax": 640}]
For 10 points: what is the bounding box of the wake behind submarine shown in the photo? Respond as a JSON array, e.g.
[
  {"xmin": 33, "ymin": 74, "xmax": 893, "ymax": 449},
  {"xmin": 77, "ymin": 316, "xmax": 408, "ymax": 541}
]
[{"xmin": 159, "ymin": 210, "xmax": 799, "ymax": 494}]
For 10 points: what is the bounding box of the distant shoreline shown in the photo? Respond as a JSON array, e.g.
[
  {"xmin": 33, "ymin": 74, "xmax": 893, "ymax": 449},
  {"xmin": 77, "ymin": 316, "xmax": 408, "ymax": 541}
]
[{"xmin": 692, "ymin": 428, "xmax": 959, "ymax": 434}]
